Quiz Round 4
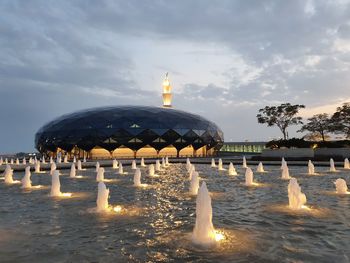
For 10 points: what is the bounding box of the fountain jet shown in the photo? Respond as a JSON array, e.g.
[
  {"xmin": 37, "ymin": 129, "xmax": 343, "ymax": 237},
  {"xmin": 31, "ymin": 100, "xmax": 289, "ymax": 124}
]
[
  {"xmin": 21, "ymin": 166, "xmax": 32, "ymax": 189},
  {"xmin": 112, "ymin": 159, "xmax": 118, "ymax": 169},
  {"xmin": 189, "ymin": 164, "xmax": 195, "ymax": 180},
  {"xmin": 4, "ymin": 165, "xmax": 14, "ymax": 184},
  {"xmin": 334, "ymin": 178, "xmax": 349, "ymax": 194},
  {"xmin": 96, "ymin": 182, "xmax": 110, "ymax": 212},
  {"xmin": 186, "ymin": 158, "xmax": 191, "ymax": 171},
  {"xmin": 330, "ymin": 158, "xmax": 337, "ymax": 172},
  {"xmin": 211, "ymin": 158, "xmax": 216, "ymax": 168},
  {"xmin": 192, "ymin": 182, "xmax": 217, "ymax": 246},
  {"xmin": 119, "ymin": 162, "xmax": 124, "ymax": 174},
  {"xmin": 288, "ymin": 178, "xmax": 307, "ymax": 210},
  {"xmin": 141, "ymin": 157, "xmax": 146, "ymax": 167},
  {"xmin": 70, "ymin": 163, "xmax": 76, "ymax": 178},
  {"xmin": 155, "ymin": 160, "xmax": 161, "ymax": 171},
  {"xmin": 77, "ymin": 160, "xmax": 82, "ymax": 171},
  {"xmin": 308, "ymin": 160, "xmax": 315, "ymax": 175},
  {"xmin": 95, "ymin": 162, "xmax": 100, "ymax": 172},
  {"xmin": 149, "ymin": 164, "xmax": 155, "ymax": 177},
  {"xmin": 165, "ymin": 156, "xmax": 170, "ymax": 166},
  {"xmin": 50, "ymin": 162, "xmax": 56, "ymax": 175},
  {"xmin": 242, "ymin": 156, "xmax": 247, "ymax": 168},
  {"xmin": 35, "ymin": 161, "xmax": 41, "ymax": 173},
  {"xmin": 256, "ymin": 162, "xmax": 265, "ymax": 173},
  {"xmin": 133, "ymin": 168, "xmax": 142, "ymax": 187},
  {"xmin": 96, "ymin": 167, "xmax": 105, "ymax": 182},
  {"xmin": 344, "ymin": 158, "xmax": 350, "ymax": 169},
  {"xmin": 245, "ymin": 167, "xmax": 255, "ymax": 186},
  {"xmin": 50, "ymin": 170, "xmax": 62, "ymax": 197},
  {"xmin": 131, "ymin": 160, "xmax": 137, "ymax": 170},
  {"xmin": 281, "ymin": 165, "xmax": 291, "ymax": 180},
  {"xmin": 228, "ymin": 162, "xmax": 237, "ymax": 176},
  {"xmin": 189, "ymin": 171, "xmax": 200, "ymax": 195},
  {"xmin": 218, "ymin": 159, "xmax": 225, "ymax": 171}
]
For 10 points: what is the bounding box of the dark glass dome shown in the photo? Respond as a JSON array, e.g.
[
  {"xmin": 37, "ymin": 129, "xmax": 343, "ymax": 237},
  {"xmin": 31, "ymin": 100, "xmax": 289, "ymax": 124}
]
[{"xmin": 35, "ymin": 105, "xmax": 224, "ymax": 153}]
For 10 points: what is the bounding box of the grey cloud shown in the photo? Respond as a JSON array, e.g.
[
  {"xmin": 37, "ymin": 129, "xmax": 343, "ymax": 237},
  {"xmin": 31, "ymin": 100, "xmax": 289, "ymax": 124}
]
[{"xmin": 1, "ymin": 0, "xmax": 350, "ymax": 152}]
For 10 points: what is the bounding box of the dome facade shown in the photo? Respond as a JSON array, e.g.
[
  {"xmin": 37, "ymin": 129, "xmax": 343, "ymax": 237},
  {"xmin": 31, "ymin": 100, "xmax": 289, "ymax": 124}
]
[{"xmin": 35, "ymin": 106, "xmax": 224, "ymax": 158}]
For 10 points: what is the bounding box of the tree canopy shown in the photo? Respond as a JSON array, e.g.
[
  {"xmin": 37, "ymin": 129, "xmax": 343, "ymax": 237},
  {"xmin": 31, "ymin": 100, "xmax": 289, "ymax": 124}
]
[
  {"xmin": 330, "ymin": 103, "xmax": 350, "ymax": 138},
  {"xmin": 257, "ymin": 103, "xmax": 305, "ymax": 140},
  {"xmin": 298, "ymin": 113, "xmax": 330, "ymax": 142}
]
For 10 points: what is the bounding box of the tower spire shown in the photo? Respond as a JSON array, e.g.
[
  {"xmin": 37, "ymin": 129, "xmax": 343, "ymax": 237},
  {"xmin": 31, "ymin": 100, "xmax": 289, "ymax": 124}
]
[{"xmin": 162, "ymin": 72, "xmax": 172, "ymax": 108}]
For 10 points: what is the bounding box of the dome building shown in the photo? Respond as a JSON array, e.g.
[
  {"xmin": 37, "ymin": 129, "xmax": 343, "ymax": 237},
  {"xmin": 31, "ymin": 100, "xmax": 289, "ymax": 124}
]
[{"xmin": 35, "ymin": 74, "xmax": 224, "ymax": 159}]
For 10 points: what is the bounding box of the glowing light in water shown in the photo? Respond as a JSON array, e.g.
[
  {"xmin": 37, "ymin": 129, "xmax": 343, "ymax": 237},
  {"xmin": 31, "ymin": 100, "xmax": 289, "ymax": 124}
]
[
  {"xmin": 113, "ymin": 205, "xmax": 122, "ymax": 213},
  {"xmin": 288, "ymin": 178, "xmax": 307, "ymax": 210}
]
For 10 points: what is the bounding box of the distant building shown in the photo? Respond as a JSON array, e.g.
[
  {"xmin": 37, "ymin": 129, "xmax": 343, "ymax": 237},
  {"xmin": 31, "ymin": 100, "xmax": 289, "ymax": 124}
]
[{"xmin": 220, "ymin": 141, "xmax": 266, "ymax": 154}]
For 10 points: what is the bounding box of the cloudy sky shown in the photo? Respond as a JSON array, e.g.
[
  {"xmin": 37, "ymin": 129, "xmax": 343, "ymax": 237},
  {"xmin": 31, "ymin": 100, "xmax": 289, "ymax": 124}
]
[{"xmin": 1, "ymin": 0, "xmax": 350, "ymax": 153}]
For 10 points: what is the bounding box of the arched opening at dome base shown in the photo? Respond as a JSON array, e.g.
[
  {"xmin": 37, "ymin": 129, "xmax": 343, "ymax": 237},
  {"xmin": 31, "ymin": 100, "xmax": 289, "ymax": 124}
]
[{"xmin": 42, "ymin": 144, "xmax": 219, "ymax": 160}]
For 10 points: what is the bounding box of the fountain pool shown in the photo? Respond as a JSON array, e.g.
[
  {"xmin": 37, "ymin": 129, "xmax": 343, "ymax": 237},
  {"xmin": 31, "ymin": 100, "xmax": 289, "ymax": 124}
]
[{"xmin": 0, "ymin": 164, "xmax": 349, "ymax": 262}]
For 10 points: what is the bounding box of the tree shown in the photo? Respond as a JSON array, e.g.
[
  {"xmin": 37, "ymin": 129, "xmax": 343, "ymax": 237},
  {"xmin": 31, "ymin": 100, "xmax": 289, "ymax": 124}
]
[
  {"xmin": 298, "ymin": 113, "xmax": 330, "ymax": 142},
  {"xmin": 257, "ymin": 103, "xmax": 305, "ymax": 140},
  {"xmin": 330, "ymin": 102, "xmax": 350, "ymax": 138}
]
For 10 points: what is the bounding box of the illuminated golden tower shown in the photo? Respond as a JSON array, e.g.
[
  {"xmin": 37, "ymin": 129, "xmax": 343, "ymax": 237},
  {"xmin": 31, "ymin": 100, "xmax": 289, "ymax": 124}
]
[{"xmin": 162, "ymin": 72, "xmax": 172, "ymax": 108}]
